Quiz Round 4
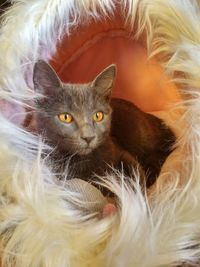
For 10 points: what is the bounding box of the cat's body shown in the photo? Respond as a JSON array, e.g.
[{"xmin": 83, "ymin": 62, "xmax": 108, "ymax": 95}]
[
  {"xmin": 110, "ymin": 99, "xmax": 175, "ymax": 187},
  {"xmin": 33, "ymin": 61, "xmax": 175, "ymax": 193}
]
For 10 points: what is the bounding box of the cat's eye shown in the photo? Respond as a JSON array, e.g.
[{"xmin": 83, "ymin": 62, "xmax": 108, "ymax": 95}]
[
  {"xmin": 93, "ymin": 111, "xmax": 104, "ymax": 122},
  {"xmin": 58, "ymin": 113, "xmax": 73, "ymax": 123}
]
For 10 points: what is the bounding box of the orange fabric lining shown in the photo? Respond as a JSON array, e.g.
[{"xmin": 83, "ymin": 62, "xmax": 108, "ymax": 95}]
[{"xmin": 51, "ymin": 14, "xmax": 180, "ymax": 112}]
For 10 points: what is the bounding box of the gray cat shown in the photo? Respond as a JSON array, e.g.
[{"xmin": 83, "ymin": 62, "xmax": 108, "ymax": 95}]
[
  {"xmin": 33, "ymin": 61, "xmax": 175, "ymax": 194},
  {"xmin": 33, "ymin": 61, "xmax": 145, "ymax": 194}
]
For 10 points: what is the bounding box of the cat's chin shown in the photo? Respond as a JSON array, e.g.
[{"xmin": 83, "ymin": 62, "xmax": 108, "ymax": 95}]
[{"xmin": 78, "ymin": 148, "xmax": 93, "ymax": 156}]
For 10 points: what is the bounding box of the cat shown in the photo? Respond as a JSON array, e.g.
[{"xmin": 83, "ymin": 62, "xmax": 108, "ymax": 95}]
[
  {"xmin": 33, "ymin": 60, "xmax": 146, "ymax": 195},
  {"xmin": 33, "ymin": 61, "xmax": 175, "ymax": 193}
]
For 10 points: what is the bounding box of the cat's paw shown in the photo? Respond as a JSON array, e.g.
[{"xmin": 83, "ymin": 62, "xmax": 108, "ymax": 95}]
[{"xmin": 102, "ymin": 203, "xmax": 117, "ymax": 218}]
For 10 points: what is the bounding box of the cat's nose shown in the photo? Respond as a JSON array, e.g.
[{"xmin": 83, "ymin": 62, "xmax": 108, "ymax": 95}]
[{"xmin": 81, "ymin": 136, "xmax": 95, "ymax": 144}]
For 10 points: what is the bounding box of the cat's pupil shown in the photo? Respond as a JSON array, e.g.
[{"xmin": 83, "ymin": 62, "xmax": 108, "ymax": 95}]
[
  {"xmin": 58, "ymin": 113, "xmax": 73, "ymax": 123},
  {"xmin": 93, "ymin": 111, "xmax": 104, "ymax": 122}
]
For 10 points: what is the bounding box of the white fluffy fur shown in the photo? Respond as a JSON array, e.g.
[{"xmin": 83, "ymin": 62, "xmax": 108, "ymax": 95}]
[{"xmin": 1, "ymin": 0, "xmax": 200, "ymax": 266}]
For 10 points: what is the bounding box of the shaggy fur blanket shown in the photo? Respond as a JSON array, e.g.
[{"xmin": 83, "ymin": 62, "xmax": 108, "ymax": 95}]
[{"xmin": 0, "ymin": 1, "xmax": 200, "ymax": 267}]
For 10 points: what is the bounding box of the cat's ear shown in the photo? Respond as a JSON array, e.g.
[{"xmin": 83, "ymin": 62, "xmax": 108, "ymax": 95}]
[
  {"xmin": 33, "ymin": 60, "xmax": 61, "ymax": 95},
  {"xmin": 93, "ymin": 64, "xmax": 116, "ymax": 99}
]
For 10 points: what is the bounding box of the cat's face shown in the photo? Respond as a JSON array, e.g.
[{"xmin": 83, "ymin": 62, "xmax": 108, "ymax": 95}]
[{"xmin": 33, "ymin": 61, "xmax": 116, "ymax": 155}]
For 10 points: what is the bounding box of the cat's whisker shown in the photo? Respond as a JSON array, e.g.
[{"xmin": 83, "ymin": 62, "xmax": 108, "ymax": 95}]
[{"xmin": 7, "ymin": 109, "xmax": 45, "ymax": 121}]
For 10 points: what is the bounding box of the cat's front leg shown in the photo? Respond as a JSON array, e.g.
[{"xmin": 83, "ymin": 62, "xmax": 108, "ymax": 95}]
[{"xmin": 118, "ymin": 150, "xmax": 146, "ymax": 188}]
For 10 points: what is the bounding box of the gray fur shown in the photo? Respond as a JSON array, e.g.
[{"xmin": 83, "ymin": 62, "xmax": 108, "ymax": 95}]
[
  {"xmin": 33, "ymin": 61, "xmax": 144, "ymax": 195},
  {"xmin": 33, "ymin": 61, "xmax": 114, "ymax": 155}
]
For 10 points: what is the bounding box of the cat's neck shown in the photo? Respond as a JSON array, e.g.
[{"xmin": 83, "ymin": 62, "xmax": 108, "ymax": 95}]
[{"xmin": 50, "ymin": 136, "xmax": 117, "ymax": 181}]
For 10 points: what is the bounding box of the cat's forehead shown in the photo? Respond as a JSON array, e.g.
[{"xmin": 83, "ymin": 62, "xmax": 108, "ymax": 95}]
[
  {"xmin": 61, "ymin": 83, "xmax": 106, "ymax": 110},
  {"xmin": 64, "ymin": 83, "xmax": 92, "ymax": 98}
]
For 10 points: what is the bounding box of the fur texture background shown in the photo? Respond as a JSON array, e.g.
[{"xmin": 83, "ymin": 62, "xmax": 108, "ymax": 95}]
[{"xmin": 1, "ymin": 0, "xmax": 200, "ymax": 266}]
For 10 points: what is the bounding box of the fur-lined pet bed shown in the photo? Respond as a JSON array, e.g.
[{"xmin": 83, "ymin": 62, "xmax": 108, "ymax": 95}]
[{"xmin": 0, "ymin": 0, "xmax": 200, "ymax": 266}]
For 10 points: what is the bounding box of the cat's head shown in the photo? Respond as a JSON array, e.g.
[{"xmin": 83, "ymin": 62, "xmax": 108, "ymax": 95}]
[{"xmin": 33, "ymin": 60, "xmax": 116, "ymax": 155}]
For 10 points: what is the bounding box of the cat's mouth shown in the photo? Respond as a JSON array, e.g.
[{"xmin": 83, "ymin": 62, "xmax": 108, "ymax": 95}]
[
  {"xmin": 78, "ymin": 143, "xmax": 97, "ymax": 155},
  {"xmin": 79, "ymin": 147, "xmax": 93, "ymax": 155}
]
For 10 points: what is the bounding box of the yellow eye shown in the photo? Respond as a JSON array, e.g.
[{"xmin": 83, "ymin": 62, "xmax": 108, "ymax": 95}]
[
  {"xmin": 58, "ymin": 113, "xmax": 73, "ymax": 123},
  {"xmin": 93, "ymin": 111, "xmax": 104, "ymax": 122}
]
